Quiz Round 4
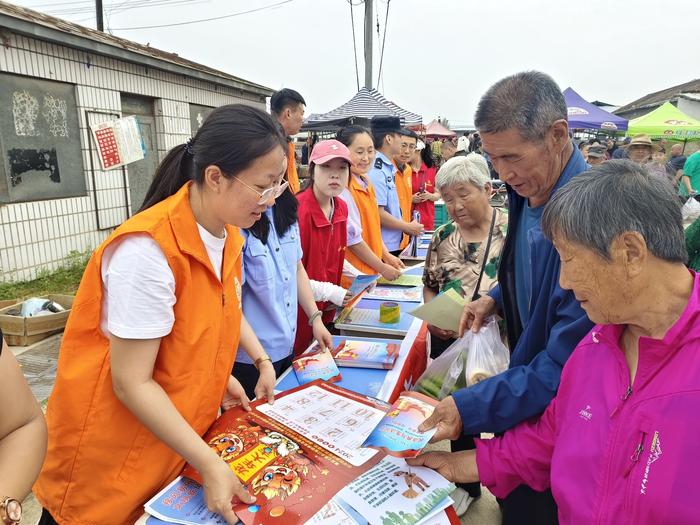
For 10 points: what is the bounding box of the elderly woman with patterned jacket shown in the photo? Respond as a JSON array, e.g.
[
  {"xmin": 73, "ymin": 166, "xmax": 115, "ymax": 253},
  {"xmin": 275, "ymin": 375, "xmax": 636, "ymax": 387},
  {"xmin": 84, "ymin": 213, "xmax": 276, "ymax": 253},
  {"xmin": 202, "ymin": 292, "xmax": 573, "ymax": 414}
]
[{"xmin": 410, "ymin": 160, "xmax": 700, "ymax": 525}]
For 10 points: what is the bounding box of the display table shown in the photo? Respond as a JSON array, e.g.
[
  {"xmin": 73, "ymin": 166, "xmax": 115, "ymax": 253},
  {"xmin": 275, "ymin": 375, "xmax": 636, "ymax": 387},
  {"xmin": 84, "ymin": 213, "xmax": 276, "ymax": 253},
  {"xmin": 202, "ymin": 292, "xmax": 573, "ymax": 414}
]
[{"xmin": 276, "ymin": 320, "xmax": 429, "ymax": 403}]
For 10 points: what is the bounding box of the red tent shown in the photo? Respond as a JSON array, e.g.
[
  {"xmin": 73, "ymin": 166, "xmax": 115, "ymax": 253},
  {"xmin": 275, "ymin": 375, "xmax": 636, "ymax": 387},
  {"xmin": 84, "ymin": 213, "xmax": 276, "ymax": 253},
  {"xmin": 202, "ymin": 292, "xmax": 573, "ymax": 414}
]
[{"xmin": 424, "ymin": 119, "xmax": 455, "ymax": 138}]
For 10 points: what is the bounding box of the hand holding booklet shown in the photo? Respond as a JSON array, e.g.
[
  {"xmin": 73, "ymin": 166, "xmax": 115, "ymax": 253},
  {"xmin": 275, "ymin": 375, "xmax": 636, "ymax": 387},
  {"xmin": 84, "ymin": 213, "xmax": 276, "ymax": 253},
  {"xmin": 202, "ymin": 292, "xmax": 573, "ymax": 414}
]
[{"xmin": 145, "ymin": 382, "xmax": 451, "ymax": 525}]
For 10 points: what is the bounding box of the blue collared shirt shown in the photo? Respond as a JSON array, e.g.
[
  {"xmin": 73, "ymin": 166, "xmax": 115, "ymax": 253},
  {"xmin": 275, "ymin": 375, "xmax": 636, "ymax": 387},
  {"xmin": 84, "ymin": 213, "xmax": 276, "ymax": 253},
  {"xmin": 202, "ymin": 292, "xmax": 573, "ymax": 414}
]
[
  {"xmin": 368, "ymin": 150, "xmax": 403, "ymax": 251},
  {"xmin": 237, "ymin": 208, "xmax": 302, "ymax": 363}
]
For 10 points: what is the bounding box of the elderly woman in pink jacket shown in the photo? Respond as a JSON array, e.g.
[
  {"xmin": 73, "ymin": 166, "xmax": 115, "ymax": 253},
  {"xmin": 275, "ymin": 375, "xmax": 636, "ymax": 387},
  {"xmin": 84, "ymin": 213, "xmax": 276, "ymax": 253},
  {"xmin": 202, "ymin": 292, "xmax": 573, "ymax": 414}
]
[{"xmin": 410, "ymin": 160, "xmax": 700, "ymax": 525}]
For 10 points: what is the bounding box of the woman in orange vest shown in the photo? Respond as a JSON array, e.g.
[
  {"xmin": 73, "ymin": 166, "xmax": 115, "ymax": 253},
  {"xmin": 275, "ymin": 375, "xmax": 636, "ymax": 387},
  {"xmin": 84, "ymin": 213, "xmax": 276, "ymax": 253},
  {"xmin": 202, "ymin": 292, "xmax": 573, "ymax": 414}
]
[
  {"xmin": 34, "ymin": 105, "xmax": 286, "ymax": 525},
  {"xmin": 336, "ymin": 126, "xmax": 403, "ymax": 282}
]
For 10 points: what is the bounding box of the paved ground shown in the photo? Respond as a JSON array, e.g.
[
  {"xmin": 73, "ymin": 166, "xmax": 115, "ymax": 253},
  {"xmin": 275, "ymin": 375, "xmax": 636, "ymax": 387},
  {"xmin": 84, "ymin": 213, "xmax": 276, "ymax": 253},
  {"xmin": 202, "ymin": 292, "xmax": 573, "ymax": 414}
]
[{"xmin": 13, "ymin": 334, "xmax": 500, "ymax": 525}]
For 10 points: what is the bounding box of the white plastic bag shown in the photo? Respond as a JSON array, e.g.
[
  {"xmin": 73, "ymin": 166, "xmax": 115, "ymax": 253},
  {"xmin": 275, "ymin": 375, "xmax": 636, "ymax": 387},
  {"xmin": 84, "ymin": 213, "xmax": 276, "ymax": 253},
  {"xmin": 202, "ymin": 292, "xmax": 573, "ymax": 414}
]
[
  {"xmin": 413, "ymin": 336, "xmax": 470, "ymax": 400},
  {"xmin": 682, "ymin": 197, "xmax": 700, "ymax": 222},
  {"xmin": 413, "ymin": 318, "xmax": 509, "ymax": 399},
  {"xmin": 464, "ymin": 319, "xmax": 510, "ymax": 386}
]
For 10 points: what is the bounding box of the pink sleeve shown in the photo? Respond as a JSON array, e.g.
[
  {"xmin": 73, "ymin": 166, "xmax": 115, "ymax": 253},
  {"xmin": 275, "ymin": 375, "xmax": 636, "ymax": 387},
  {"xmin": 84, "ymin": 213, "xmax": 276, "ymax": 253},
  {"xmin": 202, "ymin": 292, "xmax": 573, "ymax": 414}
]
[{"xmin": 475, "ymin": 396, "xmax": 558, "ymax": 498}]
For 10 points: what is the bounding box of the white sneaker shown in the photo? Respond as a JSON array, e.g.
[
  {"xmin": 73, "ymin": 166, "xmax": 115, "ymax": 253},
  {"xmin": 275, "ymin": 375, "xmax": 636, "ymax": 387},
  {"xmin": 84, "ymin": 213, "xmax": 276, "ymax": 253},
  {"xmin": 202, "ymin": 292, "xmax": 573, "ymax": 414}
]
[{"xmin": 450, "ymin": 487, "xmax": 475, "ymax": 517}]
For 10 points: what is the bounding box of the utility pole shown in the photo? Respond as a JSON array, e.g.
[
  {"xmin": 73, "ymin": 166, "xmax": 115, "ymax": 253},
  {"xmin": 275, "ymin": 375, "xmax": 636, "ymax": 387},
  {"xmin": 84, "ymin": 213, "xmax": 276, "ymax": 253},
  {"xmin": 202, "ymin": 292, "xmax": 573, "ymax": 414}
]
[
  {"xmin": 96, "ymin": 0, "xmax": 104, "ymax": 31},
  {"xmin": 363, "ymin": 0, "xmax": 373, "ymax": 89}
]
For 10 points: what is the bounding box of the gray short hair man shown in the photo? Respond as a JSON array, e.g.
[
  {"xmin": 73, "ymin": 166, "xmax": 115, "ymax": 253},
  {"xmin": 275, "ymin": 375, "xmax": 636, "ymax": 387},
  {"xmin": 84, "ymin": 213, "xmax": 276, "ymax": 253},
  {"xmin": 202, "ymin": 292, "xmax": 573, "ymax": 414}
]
[{"xmin": 413, "ymin": 71, "xmax": 593, "ymax": 524}]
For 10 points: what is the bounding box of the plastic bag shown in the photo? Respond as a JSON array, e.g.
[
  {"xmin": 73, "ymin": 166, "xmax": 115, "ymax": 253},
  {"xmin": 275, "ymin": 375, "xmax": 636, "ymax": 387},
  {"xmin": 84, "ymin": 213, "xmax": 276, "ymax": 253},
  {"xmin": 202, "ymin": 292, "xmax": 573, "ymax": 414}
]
[
  {"xmin": 682, "ymin": 196, "xmax": 700, "ymax": 222},
  {"xmin": 413, "ymin": 318, "xmax": 509, "ymax": 400},
  {"xmin": 464, "ymin": 319, "xmax": 510, "ymax": 386},
  {"xmin": 413, "ymin": 336, "xmax": 470, "ymax": 400}
]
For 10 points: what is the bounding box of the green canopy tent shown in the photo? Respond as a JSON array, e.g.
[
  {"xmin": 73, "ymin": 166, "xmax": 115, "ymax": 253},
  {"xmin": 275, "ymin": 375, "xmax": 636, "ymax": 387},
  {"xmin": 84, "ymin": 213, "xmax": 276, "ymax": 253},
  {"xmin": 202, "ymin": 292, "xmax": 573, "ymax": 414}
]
[{"xmin": 627, "ymin": 102, "xmax": 700, "ymax": 152}]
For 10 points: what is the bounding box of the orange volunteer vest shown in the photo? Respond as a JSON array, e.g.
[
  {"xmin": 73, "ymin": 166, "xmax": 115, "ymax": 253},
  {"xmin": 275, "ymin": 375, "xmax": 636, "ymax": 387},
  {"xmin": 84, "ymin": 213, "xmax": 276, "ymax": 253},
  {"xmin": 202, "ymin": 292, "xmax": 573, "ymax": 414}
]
[
  {"xmin": 287, "ymin": 141, "xmax": 300, "ymax": 194},
  {"xmin": 345, "ymin": 174, "xmax": 384, "ymax": 276},
  {"xmin": 34, "ymin": 182, "xmax": 244, "ymax": 525}
]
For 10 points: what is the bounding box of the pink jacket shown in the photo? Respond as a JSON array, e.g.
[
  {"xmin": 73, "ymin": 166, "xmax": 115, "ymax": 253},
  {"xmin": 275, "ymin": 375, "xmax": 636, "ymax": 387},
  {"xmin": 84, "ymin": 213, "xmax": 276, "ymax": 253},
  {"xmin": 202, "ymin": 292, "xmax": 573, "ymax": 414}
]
[{"xmin": 476, "ymin": 271, "xmax": 700, "ymax": 525}]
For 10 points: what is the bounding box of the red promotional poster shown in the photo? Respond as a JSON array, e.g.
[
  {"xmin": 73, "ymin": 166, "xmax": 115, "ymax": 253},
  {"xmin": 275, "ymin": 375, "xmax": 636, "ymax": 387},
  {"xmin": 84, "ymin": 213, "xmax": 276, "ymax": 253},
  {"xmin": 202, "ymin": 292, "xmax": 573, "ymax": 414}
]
[{"xmin": 182, "ymin": 381, "xmax": 389, "ymax": 525}]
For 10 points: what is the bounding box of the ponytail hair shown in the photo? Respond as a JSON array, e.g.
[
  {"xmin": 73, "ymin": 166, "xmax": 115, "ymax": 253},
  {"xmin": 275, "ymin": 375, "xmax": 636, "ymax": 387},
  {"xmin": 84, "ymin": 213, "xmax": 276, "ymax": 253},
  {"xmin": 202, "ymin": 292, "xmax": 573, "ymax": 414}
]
[{"xmin": 140, "ymin": 104, "xmax": 285, "ymax": 211}]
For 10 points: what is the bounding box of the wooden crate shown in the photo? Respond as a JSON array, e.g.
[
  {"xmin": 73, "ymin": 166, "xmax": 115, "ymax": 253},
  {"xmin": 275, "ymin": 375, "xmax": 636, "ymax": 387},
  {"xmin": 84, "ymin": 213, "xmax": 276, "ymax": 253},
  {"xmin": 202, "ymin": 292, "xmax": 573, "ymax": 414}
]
[
  {"xmin": 0, "ymin": 294, "xmax": 74, "ymax": 346},
  {"xmin": 0, "ymin": 299, "xmax": 19, "ymax": 310}
]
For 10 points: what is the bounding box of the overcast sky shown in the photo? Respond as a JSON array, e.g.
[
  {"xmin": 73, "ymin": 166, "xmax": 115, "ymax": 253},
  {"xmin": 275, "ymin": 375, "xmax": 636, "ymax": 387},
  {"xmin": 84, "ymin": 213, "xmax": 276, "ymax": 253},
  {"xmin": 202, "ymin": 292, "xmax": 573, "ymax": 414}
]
[{"xmin": 11, "ymin": 0, "xmax": 700, "ymax": 124}]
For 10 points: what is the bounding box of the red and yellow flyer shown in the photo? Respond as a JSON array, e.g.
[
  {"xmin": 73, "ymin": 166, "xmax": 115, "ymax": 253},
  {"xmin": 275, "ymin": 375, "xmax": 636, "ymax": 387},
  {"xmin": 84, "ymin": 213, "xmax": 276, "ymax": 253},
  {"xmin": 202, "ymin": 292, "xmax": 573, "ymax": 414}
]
[{"xmin": 182, "ymin": 381, "xmax": 389, "ymax": 525}]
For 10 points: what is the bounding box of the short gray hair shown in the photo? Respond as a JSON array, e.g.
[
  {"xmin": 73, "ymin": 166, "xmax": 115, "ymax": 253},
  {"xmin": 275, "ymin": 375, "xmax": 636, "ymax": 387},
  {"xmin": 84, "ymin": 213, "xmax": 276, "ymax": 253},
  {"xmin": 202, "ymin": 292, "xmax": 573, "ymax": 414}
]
[
  {"xmin": 474, "ymin": 71, "xmax": 567, "ymax": 142},
  {"xmin": 436, "ymin": 154, "xmax": 491, "ymax": 191},
  {"xmin": 541, "ymin": 160, "xmax": 687, "ymax": 263}
]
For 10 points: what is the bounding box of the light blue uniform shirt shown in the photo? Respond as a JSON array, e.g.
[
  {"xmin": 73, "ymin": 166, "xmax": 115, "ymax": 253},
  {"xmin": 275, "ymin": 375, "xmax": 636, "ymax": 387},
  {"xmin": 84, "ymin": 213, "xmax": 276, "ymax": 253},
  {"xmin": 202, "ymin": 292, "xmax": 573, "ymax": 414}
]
[
  {"xmin": 237, "ymin": 208, "xmax": 302, "ymax": 363},
  {"xmin": 368, "ymin": 150, "xmax": 403, "ymax": 251}
]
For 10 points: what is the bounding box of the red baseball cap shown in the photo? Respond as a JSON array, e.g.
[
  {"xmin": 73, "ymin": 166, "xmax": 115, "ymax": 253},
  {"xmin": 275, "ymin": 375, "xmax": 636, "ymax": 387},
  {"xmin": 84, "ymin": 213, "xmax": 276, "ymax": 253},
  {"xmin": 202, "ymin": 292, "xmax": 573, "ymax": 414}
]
[{"xmin": 309, "ymin": 139, "xmax": 354, "ymax": 166}]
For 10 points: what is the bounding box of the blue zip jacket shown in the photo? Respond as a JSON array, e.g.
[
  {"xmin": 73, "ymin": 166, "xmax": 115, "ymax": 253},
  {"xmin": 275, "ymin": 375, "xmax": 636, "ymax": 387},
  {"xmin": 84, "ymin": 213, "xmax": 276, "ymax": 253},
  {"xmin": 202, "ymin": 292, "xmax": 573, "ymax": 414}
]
[{"xmin": 453, "ymin": 145, "xmax": 594, "ymax": 434}]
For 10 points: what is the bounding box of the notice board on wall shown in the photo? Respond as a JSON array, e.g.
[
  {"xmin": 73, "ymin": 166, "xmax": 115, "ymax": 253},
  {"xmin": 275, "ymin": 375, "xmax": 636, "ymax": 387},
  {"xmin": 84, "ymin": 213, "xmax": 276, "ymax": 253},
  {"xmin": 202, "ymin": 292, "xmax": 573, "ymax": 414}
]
[{"xmin": 0, "ymin": 73, "xmax": 86, "ymax": 203}]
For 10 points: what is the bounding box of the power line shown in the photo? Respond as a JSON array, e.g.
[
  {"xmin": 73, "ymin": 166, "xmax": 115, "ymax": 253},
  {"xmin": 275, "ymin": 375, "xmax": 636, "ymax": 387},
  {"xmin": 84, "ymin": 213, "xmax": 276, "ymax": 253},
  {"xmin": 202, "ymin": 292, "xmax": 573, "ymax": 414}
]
[
  {"xmin": 109, "ymin": 0, "xmax": 295, "ymax": 30},
  {"xmin": 349, "ymin": 0, "xmax": 360, "ymax": 91},
  {"xmin": 377, "ymin": 0, "xmax": 389, "ymax": 89}
]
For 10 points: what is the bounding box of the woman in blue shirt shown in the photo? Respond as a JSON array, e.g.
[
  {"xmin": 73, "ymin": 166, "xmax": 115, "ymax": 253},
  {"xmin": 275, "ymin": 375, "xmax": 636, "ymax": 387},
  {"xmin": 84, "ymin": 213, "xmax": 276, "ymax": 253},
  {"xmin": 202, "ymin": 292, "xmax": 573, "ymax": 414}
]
[{"xmin": 233, "ymin": 184, "xmax": 334, "ymax": 400}]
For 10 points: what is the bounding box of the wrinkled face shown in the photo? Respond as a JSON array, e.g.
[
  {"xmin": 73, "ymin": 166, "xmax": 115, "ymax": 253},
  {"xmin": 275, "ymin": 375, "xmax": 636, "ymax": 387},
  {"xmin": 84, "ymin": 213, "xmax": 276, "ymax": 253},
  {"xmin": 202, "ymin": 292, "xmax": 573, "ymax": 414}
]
[
  {"xmin": 348, "ymin": 132, "xmax": 375, "ymax": 176},
  {"xmin": 215, "ymin": 145, "xmax": 286, "ymax": 228},
  {"xmin": 281, "ymin": 103, "xmax": 305, "ymax": 136},
  {"xmin": 399, "ymin": 136, "xmax": 417, "ymax": 164},
  {"xmin": 554, "ymin": 235, "xmax": 629, "ymax": 325},
  {"xmin": 652, "ymin": 150, "xmax": 666, "ymax": 163},
  {"xmin": 313, "ymin": 157, "xmax": 350, "ymax": 198},
  {"xmin": 628, "ymin": 145, "xmax": 652, "ymax": 164},
  {"xmin": 481, "ymin": 124, "xmax": 567, "ymax": 206},
  {"xmin": 440, "ymin": 181, "xmax": 491, "ymax": 227}
]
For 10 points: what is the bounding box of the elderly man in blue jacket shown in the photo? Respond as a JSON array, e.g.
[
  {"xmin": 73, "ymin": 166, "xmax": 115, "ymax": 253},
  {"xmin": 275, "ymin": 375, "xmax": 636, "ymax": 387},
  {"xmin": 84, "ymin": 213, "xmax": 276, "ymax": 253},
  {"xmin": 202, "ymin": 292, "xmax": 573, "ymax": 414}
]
[{"xmin": 411, "ymin": 71, "xmax": 593, "ymax": 524}]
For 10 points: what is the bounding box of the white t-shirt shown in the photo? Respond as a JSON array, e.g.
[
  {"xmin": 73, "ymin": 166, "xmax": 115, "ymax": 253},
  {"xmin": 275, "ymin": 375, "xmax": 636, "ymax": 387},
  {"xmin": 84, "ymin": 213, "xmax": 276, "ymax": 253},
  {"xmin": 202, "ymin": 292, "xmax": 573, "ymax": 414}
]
[{"xmin": 100, "ymin": 224, "xmax": 226, "ymax": 339}]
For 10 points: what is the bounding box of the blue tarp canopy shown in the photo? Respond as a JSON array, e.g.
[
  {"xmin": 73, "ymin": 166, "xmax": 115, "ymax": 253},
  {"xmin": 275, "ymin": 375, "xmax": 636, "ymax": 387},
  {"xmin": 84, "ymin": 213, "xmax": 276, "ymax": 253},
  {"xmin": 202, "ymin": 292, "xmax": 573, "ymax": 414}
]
[{"xmin": 564, "ymin": 87, "xmax": 628, "ymax": 131}]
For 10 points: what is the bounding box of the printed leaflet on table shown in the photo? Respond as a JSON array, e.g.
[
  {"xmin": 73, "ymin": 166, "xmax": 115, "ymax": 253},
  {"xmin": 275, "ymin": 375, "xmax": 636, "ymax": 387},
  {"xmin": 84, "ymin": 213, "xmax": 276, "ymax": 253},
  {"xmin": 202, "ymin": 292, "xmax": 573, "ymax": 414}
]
[
  {"xmin": 292, "ymin": 347, "xmax": 341, "ymax": 384},
  {"xmin": 331, "ymin": 339, "xmax": 401, "ymax": 370}
]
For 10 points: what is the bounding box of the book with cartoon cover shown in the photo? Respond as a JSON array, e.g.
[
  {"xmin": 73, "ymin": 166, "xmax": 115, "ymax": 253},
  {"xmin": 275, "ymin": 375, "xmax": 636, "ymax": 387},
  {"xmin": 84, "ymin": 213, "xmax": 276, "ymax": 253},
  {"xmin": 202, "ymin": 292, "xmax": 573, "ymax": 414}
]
[
  {"xmin": 181, "ymin": 381, "xmax": 388, "ymax": 525},
  {"xmin": 331, "ymin": 340, "xmax": 401, "ymax": 370},
  {"xmin": 292, "ymin": 347, "xmax": 342, "ymax": 385}
]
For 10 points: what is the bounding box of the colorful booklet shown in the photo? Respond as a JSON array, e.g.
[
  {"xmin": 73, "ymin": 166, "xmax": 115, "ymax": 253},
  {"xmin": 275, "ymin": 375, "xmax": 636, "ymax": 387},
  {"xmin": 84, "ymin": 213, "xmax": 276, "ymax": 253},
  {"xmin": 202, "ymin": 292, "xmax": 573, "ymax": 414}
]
[
  {"xmin": 364, "ymin": 286, "xmax": 423, "ymax": 302},
  {"xmin": 361, "ymin": 391, "xmax": 438, "ymax": 458},
  {"xmin": 332, "ymin": 340, "xmax": 401, "ymax": 370},
  {"xmin": 144, "ymin": 477, "xmax": 361, "ymax": 525},
  {"xmin": 337, "ymin": 456, "xmax": 455, "ymax": 525},
  {"xmin": 181, "ymin": 381, "xmax": 388, "ymax": 525},
  {"xmin": 292, "ymin": 347, "xmax": 342, "ymax": 385},
  {"xmin": 335, "ymin": 274, "xmax": 380, "ymax": 323}
]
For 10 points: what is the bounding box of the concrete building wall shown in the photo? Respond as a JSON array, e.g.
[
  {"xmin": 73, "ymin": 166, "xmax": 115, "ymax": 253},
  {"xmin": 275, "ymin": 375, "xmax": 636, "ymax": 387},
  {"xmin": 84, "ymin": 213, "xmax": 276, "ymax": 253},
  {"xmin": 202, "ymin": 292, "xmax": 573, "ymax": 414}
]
[{"xmin": 0, "ymin": 30, "xmax": 265, "ymax": 281}]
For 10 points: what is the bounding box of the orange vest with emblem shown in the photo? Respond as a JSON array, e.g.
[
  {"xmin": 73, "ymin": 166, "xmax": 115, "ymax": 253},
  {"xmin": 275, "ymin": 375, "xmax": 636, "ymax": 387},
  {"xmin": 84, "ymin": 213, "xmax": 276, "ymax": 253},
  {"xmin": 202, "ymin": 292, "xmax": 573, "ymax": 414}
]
[
  {"xmin": 396, "ymin": 164, "xmax": 413, "ymax": 249},
  {"xmin": 287, "ymin": 141, "xmax": 300, "ymax": 194},
  {"xmin": 345, "ymin": 174, "xmax": 384, "ymax": 276},
  {"xmin": 34, "ymin": 183, "xmax": 244, "ymax": 525}
]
